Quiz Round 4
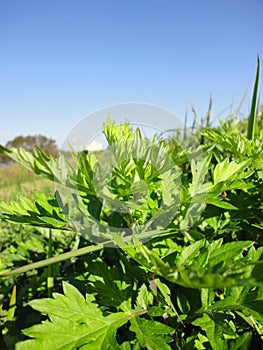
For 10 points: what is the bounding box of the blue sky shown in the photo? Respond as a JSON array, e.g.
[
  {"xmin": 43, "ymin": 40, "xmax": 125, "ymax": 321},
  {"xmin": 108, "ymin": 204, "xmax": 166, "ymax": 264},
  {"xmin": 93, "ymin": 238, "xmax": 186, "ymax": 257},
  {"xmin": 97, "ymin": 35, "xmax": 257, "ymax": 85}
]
[{"xmin": 0, "ymin": 0, "xmax": 262, "ymax": 147}]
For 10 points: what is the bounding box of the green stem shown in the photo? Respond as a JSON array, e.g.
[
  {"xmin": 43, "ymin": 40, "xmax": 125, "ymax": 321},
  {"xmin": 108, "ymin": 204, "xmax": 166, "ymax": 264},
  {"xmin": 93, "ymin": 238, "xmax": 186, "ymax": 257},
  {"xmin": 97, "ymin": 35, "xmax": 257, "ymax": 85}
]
[
  {"xmin": 0, "ymin": 228, "xmax": 173, "ymax": 278},
  {"xmin": 47, "ymin": 229, "xmax": 54, "ymax": 297},
  {"xmin": 0, "ymin": 243, "xmax": 103, "ymax": 277}
]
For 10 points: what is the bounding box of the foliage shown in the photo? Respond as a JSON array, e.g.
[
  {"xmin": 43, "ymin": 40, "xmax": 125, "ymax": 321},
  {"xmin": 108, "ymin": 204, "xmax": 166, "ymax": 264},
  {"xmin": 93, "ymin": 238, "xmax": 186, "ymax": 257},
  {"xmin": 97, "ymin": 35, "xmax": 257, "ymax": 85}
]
[{"xmin": 0, "ymin": 61, "xmax": 262, "ymax": 349}]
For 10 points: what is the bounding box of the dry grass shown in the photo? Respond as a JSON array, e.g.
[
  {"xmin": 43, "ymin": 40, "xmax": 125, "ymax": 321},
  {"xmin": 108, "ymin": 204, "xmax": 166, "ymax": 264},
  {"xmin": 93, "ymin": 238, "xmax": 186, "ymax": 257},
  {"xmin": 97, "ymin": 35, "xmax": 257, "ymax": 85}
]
[{"xmin": 0, "ymin": 164, "xmax": 53, "ymax": 202}]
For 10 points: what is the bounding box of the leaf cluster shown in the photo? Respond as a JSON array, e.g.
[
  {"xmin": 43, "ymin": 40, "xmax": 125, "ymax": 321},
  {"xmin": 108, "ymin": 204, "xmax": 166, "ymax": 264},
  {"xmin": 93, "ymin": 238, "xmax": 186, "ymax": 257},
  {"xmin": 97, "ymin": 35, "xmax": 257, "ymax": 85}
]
[{"xmin": 0, "ymin": 64, "xmax": 263, "ymax": 348}]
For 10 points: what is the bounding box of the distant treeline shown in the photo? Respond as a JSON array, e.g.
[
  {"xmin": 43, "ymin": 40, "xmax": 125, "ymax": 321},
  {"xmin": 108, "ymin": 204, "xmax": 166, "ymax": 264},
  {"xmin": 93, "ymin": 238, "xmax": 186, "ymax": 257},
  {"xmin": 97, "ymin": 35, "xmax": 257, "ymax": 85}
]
[{"xmin": 0, "ymin": 135, "xmax": 58, "ymax": 165}]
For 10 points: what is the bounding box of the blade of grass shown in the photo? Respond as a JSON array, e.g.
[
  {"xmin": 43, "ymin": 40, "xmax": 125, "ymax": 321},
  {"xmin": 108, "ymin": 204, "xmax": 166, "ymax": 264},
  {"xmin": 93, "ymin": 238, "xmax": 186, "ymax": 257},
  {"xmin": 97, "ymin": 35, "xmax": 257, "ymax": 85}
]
[
  {"xmin": 204, "ymin": 96, "xmax": 213, "ymax": 128},
  {"xmin": 190, "ymin": 104, "xmax": 197, "ymax": 133},
  {"xmin": 200, "ymin": 97, "xmax": 213, "ymax": 145},
  {"xmin": 184, "ymin": 111, "xmax": 187, "ymax": 140},
  {"xmin": 247, "ymin": 55, "xmax": 260, "ymax": 140},
  {"xmin": 236, "ymin": 89, "xmax": 247, "ymax": 116}
]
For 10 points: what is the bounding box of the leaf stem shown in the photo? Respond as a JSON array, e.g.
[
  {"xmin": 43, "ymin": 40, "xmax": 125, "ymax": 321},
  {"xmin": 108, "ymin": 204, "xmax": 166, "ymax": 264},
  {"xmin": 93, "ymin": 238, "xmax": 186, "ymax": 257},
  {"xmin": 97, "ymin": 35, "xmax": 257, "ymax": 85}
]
[
  {"xmin": 0, "ymin": 243, "xmax": 103, "ymax": 277},
  {"xmin": 0, "ymin": 228, "xmax": 174, "ymax": 278}
]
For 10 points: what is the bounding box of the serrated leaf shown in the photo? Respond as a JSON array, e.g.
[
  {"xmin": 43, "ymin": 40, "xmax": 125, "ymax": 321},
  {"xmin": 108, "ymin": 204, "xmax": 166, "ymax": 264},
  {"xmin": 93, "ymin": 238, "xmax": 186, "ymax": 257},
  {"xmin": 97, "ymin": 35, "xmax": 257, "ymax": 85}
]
[
  {"xmin": 0, "ymin": 192, "xmax": 68, "ymax": 229},
  {"xmin": 136, "ymin": 284, "xmax": 153, "ymax": 309},
  {"xmin": 229, "ymin": 331, "xmax": 251, "ymax": 350},
  {"xmin": 86, "ymin": 259, "xmax": 132, "ymax": 308},
  {"xmin": 40, "ymin": 216, "xmax": 67, "ymax": 228},
  {"xmin": 176, "ymin": 240, "xmax": 205, "ymax": 267},
  {"xmin": 129, "ymin": 317, "xmax": 173, "ymax": 350},
  {"xmin": 213, "ymin": 159, "xmax": 251, "ymax": 184},
  {"xmin": 190, "ymin": 156, "xmax": 211, "ymax": 196},
  {"xmin": 192, "ymin": 314, "xmax": 226, "ymax": 350},
  {"xmin": 206, "ymin": 197, "xmax": 238, "ymax": 210},
  {"xmin": 16, "ymin": 282, "xmax": 147, "ymax": 350},
  {"xmin": 209, "ymin": 241, "xmax": 253, "ymax": 267},
  {"xmin": 0, "ymin": 145, "xmax": 56, "ymax": 180}
]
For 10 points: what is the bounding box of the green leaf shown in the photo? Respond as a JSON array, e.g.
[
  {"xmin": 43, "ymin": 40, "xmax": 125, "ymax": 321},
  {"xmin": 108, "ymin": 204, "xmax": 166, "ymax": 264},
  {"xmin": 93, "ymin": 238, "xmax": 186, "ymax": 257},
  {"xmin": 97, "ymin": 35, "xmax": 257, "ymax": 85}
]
[
  {"xmin": 86, "ymin": 259, "xmax": 133, "ymax": 308},
  {"xmin": 229, "ymin": 332, "xmax": 251, "ymax": 350},
  {"xmin": 192, "ymin": 314, "xmax": 226, "ymax": 350},
  {"xmin": 135, "ymin": 283, "xmax": 154, "ymax": 310},
  {"xmin": 16, "ymin": 282, "xmax": 147, "ymax": 350},
  {"xmin": 0, "ymin": 145, "xmax": 56, "ymax": 180},
  {"xmin": 189, "ymin": 156, "xmax": 211, "ymax": 196},
  {"xmin": 209, "ymin": 241, "xmax": 253, "ymax": 267},
  {"xmin": 0, "ymin": 192, "xmax": 68, "ymax": 229},
  {"xmin": 206, "ymin": 196, "xmax": 238, "ymax": 210},
  {"xmin": 154, "ymin": 278, "xmax": 179, "ymax": 317},
  {"xmin": 176, "ymin": 240, "xmax": 205, "ymax": 267},
  {"xmin": 129, "ymin": 317, "xmax": 174, "ymax": 350},
  {"xmin": 212, "ymin": 159, "xmax": 251, "ymax": 184},
  {"xmin": 6, "ymin": 285, "xmax": 16, "ymax": 322}
]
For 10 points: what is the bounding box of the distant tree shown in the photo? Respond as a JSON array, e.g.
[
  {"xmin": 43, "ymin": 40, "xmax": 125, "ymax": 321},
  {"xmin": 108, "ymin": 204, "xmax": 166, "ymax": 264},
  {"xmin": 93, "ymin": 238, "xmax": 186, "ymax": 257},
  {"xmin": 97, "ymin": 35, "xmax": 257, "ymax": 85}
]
[
  {"xmin": 5, "ymin": 135, "xmax": 58, "ymax": 156},
  {"xmin": 0, "ymin": 152, "xmax": 11, "ymax": 166},
  {"xmin": 0, "ymin": 135, "xmax": 58, "ymax": 165}
]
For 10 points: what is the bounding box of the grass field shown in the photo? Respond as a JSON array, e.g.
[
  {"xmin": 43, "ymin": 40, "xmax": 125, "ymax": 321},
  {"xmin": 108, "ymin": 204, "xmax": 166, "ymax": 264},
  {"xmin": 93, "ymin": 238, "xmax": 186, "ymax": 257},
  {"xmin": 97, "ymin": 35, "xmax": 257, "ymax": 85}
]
[{"xmin": 0, "ymin": 164, "xmax": 53, "ymax": 202}]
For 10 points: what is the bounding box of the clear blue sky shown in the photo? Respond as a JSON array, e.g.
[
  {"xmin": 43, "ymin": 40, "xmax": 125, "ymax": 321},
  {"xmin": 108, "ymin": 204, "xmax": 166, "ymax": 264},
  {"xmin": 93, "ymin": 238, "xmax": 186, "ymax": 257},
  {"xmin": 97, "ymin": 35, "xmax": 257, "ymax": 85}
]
[{"xmin": 0, "ymin": 0, "xmax": 262, "ymax": 147}]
